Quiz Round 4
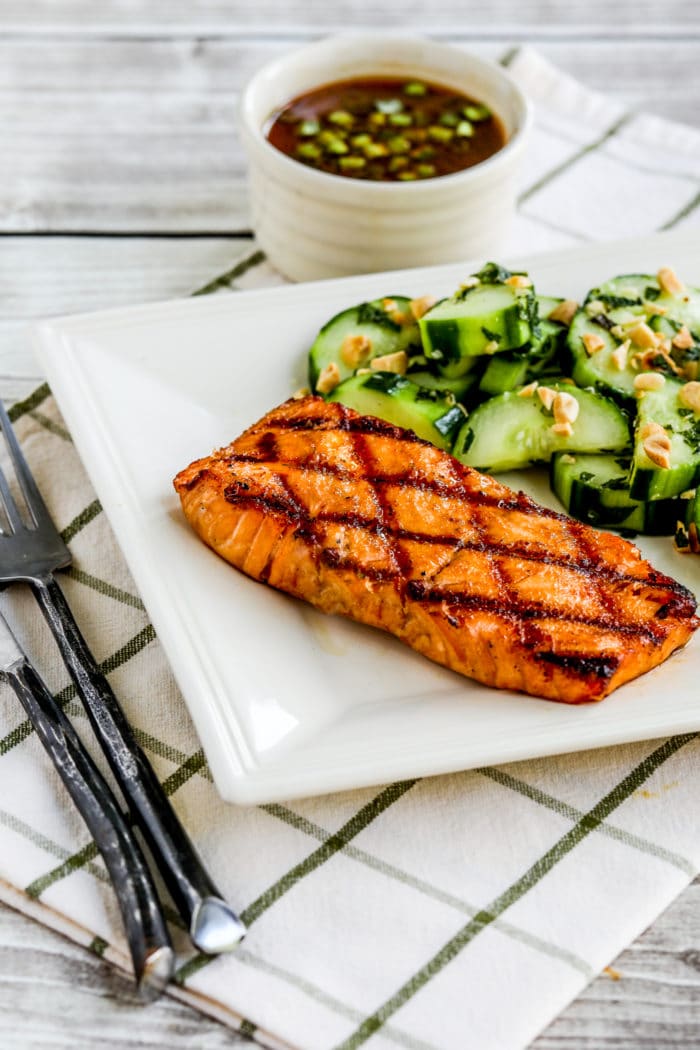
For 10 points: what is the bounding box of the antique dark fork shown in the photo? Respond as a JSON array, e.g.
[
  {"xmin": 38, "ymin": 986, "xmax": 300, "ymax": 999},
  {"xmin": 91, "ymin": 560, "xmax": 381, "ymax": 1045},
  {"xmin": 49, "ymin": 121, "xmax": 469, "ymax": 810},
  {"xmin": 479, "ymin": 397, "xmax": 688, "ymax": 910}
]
[
  {"xmin": 0, "ymin": 607, "xmax": 174, "ymax": 998},
  {"xmin": 0, "ymin": 398, "xmax": 246, "ymax": 955}
]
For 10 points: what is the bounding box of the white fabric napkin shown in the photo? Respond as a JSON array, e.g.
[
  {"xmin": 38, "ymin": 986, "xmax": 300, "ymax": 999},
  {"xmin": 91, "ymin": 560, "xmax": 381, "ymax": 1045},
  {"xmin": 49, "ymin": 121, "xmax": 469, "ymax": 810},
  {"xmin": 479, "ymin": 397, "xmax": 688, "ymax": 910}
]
[{"xmin": 2, "ymin": 47, "xmax": 700, "ymax": 1050}]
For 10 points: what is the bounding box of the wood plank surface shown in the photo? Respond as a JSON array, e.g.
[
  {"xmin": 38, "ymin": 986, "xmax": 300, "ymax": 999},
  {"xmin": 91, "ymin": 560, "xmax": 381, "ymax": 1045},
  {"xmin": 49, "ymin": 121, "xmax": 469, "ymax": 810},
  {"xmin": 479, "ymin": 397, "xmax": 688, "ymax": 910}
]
[
  {"xmin": 0, "ymin": 237, "xmax": 253, "ymax": 395},
  {"xmin": 3, "ymin": 1, "xmax": 698, "ymax": 34},
  {"xmin": 0, "ymin": 902, "xmax": 247, "ymax": 1048},
  {"xmin": 1, "ymin": 37, "xmax": 698, "ymax": 232}
]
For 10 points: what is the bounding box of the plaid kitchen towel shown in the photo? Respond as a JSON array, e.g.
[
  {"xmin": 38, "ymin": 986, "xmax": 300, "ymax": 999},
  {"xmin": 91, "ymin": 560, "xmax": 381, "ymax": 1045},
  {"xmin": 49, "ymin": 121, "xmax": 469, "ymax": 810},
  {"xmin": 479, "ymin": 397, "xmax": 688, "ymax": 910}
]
[{"xmin": 3, "ymin": 47, "xmax": 700, "ymax": 1050}]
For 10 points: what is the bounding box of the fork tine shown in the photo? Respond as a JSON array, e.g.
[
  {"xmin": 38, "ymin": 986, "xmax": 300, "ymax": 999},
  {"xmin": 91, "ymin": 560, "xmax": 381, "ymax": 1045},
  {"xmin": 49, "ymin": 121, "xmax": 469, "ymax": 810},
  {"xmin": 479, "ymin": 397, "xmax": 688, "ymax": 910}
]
[
  {"xmin": 0, "ymin": 466, "xmax": 25, "ymax": 533},
  {"xmin": 0, "ymin": 398, "xmax": 52, "ymax": 529}
]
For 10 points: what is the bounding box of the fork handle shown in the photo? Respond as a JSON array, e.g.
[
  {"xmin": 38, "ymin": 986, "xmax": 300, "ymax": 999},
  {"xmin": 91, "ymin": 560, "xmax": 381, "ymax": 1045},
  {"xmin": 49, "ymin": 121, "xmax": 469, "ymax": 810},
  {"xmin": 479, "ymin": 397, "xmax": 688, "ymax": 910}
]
[
  {"xmin": 33, "ymin": 574, "xmax": 246, "ymax": 954},
  {"xmin": 4, "ymin": 655, "xmax": 173, "ymax": 998}
]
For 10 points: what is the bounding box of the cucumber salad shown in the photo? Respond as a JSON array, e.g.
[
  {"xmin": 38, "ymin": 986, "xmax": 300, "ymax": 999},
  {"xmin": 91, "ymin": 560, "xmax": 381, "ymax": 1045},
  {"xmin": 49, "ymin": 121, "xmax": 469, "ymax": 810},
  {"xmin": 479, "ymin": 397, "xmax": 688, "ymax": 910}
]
[{"xmin": 304, "ymin": 262, "xmax": 700, "ymax": 553}]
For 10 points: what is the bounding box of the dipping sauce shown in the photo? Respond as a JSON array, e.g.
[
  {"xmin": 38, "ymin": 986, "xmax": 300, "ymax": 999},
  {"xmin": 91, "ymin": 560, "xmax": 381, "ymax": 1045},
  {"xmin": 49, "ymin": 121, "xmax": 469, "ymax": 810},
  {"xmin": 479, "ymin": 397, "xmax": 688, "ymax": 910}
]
[{"xmin": 266, "ymin": 77, "xmax": 506, "ymax": 182}]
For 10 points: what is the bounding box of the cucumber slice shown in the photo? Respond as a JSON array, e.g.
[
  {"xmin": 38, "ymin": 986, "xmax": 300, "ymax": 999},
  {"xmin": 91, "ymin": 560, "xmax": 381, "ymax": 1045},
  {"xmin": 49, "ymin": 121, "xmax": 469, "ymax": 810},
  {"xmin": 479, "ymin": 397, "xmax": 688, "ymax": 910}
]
[
  {"xmin": 550, "ymin": 451, "xmax": 679, "ymax": 535},
  {"xmin": 419, "ymin": 282, "xmax": 537, "ymax": 378},
  {"xmin": 585, "ymin": 273, "xmax": 660, "ymax": 309},
  {"xmin": 406, "ymin": 368, "xmax": 480, "ymax": 403},
  {"xmin": 478, "ymin": 315, "xmax": 564, "ymax": 397},
  {"xmin": 572, "ymin": 275, "xmax": 700, "ymax": 403},
  {"xmin": 629, "ymin": 378, "xmax": 700, "ymax": 500},
  {"xmin": 567, "ymin": 309, "xmax": 638, "ymax": 402},
  {"xmin": 453, "ymin": 383, "xmax": 630, "ymax": 473},
  {"xmin": 328, "ymin": 371, "xmax": 465, "ymax": 450},
  {"xmin": 308, "ymin": 296, "xmax": 421, "ymax": 392},
  {"xmin": 587, "ymin": 272, "xmax": 700, "ymax": 329},
  {"xmin": 650, "ymin": 314, "xmax": 700, "ymax": 377},
  {"xmin": 537, "ymin": 295, "xmax": 566, "ymax": 319},
  {"xmin": 478, "ymin": 354, "xmax": 531, "ymax": 397}
]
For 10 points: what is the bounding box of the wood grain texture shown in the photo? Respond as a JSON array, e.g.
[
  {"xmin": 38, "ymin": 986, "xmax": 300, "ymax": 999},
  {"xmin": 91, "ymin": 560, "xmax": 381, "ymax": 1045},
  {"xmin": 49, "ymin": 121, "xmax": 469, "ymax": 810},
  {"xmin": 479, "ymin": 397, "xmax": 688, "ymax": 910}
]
[
  {"xmin": 0, "ymin": 236, "xmax": 254, "ymax": 388},
  {"xmin": 0, "ymin": 902, "xmax": 248, "ymax": 1048},
  {"xmin": 3, "ymin": 0, "xmax": 698, "ymax": 34},
  {"xmin": 1, "ymin": 37, "xmax": 698, "ymax": 231}
]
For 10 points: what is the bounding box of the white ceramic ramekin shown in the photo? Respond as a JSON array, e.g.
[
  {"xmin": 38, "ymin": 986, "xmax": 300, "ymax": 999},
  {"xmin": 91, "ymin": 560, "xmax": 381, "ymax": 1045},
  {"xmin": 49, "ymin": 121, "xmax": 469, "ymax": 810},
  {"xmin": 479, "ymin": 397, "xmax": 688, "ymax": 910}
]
[{"xmin": 239, "ymin": 34, "xmax": 532, "ymax": 282}]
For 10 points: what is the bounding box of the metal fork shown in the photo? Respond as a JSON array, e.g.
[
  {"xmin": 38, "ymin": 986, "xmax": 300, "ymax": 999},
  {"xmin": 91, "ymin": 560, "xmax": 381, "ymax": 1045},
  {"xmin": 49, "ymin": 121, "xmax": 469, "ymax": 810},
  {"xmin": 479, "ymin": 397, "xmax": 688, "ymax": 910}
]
[
  {"xmin": 0, "ymin": 608, "xmax": 174, "ymax": 998},
  {"xmin": 0, "ymin": 398, "xmax": 246, "ymax": 955}
]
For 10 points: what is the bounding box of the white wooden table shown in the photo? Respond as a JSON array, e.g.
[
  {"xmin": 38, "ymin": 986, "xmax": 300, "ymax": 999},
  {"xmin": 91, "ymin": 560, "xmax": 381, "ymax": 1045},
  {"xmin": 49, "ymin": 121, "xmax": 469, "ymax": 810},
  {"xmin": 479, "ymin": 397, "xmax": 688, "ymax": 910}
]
[{"xmin": 3, "ymin": 3, "xmax": 700, "ymax": 1046}]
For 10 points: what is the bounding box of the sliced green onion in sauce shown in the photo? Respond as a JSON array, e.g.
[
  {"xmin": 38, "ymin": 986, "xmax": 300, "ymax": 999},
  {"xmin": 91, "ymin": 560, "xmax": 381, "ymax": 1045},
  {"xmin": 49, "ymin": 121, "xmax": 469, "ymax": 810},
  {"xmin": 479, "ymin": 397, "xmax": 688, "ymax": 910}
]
[
  {"xmin": 267, "ymin": 76, "xmax": 505, "ymax": 181},
  {"xmin": 375, "ymin": 98, "xmax": 404, "ymax": 115}
]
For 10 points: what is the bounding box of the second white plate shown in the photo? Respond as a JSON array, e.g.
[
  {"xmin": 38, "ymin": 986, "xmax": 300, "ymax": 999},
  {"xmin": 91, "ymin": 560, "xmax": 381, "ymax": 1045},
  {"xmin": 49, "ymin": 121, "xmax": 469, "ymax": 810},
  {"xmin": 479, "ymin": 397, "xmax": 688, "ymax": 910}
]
[{"xmin": 34, "ymin": 228, "xmax": 700, "ymax": 804}]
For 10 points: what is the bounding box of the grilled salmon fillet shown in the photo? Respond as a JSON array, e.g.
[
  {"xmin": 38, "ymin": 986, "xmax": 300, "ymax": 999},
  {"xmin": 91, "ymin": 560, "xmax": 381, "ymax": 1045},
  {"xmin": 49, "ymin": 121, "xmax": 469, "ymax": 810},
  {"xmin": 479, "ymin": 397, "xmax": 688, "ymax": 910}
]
[{"xmin": 173, "ymin": 396, "xmax": 698, "ymax": 703}]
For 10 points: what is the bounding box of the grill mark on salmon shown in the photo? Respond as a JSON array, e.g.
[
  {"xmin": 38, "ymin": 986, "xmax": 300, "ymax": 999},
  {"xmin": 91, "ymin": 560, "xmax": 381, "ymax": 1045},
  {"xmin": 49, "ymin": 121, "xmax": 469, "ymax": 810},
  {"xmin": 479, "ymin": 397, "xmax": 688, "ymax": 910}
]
[
  {"xmin": 220, "ymin": 485, "xmax": 688, "ymax": 598},
  {"xmin": 405, "ymin": 581, "xmax": 660, "ymax": 642},
  {"xmin": 174, "ymin": 396, "xmax": 699, "ymax": 703},
  {"xmin": 228, "ymin": 447, "xmax": 538, "ymax": 510},
  {"xmin": 536, "ymin": 651, "xmax": 621, "ymax": 678},
  {"xmin": 349, "ymin": 424, "xmax": 413, "ymax": 582}
]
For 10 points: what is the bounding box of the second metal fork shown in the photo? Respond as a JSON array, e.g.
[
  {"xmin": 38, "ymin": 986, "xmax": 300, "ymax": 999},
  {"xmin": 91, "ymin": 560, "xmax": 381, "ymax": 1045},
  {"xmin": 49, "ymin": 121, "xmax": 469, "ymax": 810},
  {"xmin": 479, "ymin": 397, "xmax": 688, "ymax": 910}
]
[{"xmin": 0, "ymin": 398, "xmax": 246, "ymax": 956}]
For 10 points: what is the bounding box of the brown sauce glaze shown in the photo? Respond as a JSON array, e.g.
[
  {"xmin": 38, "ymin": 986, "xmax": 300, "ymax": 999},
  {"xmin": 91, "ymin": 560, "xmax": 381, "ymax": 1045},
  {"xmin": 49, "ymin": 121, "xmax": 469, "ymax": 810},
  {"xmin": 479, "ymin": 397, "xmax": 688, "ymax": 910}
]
[
  {"xmin": 266, "ymin": 76, "xmax": 506, "ymax": 182},
  {"xmin": 219, "ymin": 410, "xmax": 695, "ymax": 655}
]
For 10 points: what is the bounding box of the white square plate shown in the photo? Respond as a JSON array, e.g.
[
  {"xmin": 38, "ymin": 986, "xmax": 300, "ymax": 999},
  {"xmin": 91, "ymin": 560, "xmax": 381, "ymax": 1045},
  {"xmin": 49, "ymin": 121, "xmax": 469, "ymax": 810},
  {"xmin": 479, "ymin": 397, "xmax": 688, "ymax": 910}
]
[{"xmin": 34, "ymin": 229, "xmax": 700, "ymax": 804}]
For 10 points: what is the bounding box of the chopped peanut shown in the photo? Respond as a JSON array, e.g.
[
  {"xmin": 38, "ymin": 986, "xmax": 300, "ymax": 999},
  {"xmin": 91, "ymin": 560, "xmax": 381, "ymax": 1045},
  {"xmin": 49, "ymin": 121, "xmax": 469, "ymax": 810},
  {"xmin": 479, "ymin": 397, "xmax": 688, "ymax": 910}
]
[
  {"xmin": 560, "ymin": 453, "xmax": 577, "ymax": 464},
  {"xmin": 409, "ymin": 295, "xmax": 437, "ymax": 321},
  {"xmin": 390, "ymin": 311, "xmax": 412, "ymax": 326},
  {"xmin": 548, "ymin": 299, "xmax": 578, "ymax": 326},
  {"xmin": 381, "ymin": 298, "xmax": 398, "ymax": 313},
  {"xmin": 551, "ymin": 421, "xmax": 573, "ymax": 437},
  {"xmin": 643, "ymin": 436, "xmax": 671, "ymax": 470},
  {"xmin": 645, "ymin": 301, "xmax": 668, "ymax": 316},
  {"xmin": 630, "ymin": 348, "xmax": 661, "ymax": 372},
  {"xmin": 585, "ymin": 299, "xmax": 606, "ymax": 316},
  {"xmin": 677, "ymin": 520, "xmax": 700, "ymax": 555},
  {"xmin": 517, "ymin": 381, "xmax": 538, "ymax": 398},
  {"xmin": 340, "ymin": 333, "xmax": 372, "ymax": 367},
  {"xmin": 673, "ymin": 325, "xmax": 694, "ymax": 350},
  {"xmin": 690, "ymin": 522, "xmax": 700, "ymax": 554},
  {"xmin": 681, "ymin": 489, "xmax": 697, "ymax": 500},
  {"xmin": 658, "ymin": 266, "xmax": 685, "ymax": 297},
  {"xmin": 582, "ymin": 332, "xmax": 605, "ymax": 355},
  {"xmin": 316, "ymin": 362, "xmax": 341, "ymax": 395},
  {"xmin": 537, "ymin": 386, "xmax": 556, "ymax": 411},
  {"xmin": 370, "ymin": 350, "xmax": 408, "ymax": 374},
  {"xmin": 634, "ymin": 372, "xmax": 666, "ymax": 394},
  {"xmin": 627, "ymin": 322, "xmax": 658, "ymax": 349},
  {"xmin": 552, "ymin": 391, "xmax": 580, "ymax": 425},
  {"xmin": 505, "ymin": 274, "xmax": 532, "ymax": 289},
  {"xmin": 657, "ymin": 345, "xmax": 683, "ymax": 375},
  {"xmin": 610, "ymin": 340, "xmax": 630, "ymax": 371},
  {"xmin": 640, "ymin": 420, "xmax": 669, "ymax": 442},
  {"xmin": 292, "ymin": 386, "xmax": 310, "ymax": 399},
  {"xmin": 611, "ymin": 324, "xmax": 625, "ymax": 339},
  {"xmin": 679, "ymin": 381, "xmax": 700, "ymax": 413}
]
